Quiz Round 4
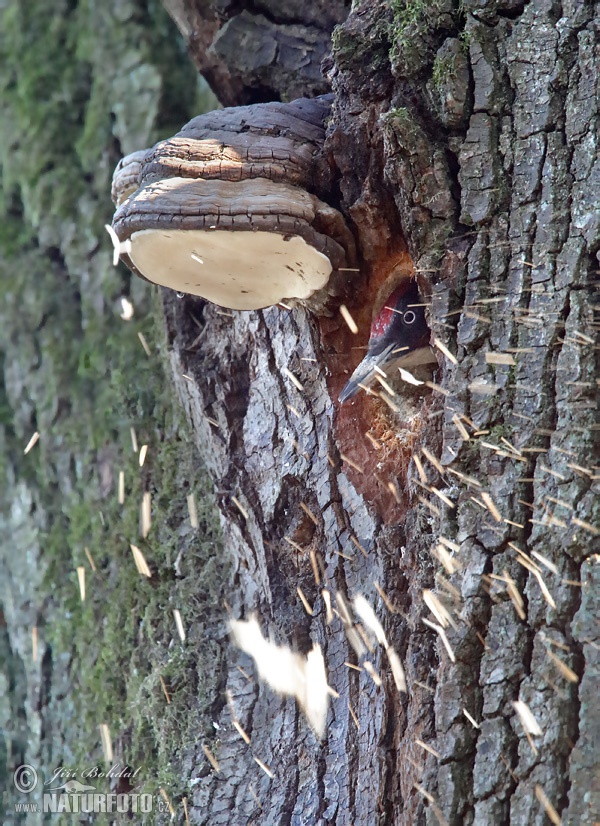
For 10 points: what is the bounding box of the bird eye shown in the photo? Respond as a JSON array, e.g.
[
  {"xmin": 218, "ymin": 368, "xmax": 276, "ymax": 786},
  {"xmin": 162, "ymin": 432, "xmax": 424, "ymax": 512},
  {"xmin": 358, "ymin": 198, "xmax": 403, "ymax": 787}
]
[{"xmin": 403, "ymin": 310, "xmax": 416, "ymax": 324}]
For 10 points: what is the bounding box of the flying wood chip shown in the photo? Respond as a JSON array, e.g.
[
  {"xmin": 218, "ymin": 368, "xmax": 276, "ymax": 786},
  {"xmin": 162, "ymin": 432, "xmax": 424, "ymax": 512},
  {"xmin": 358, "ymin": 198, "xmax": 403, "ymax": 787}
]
[{"xmin": 230, "ymin": 616, "xmax": 331, "ymax": 738}]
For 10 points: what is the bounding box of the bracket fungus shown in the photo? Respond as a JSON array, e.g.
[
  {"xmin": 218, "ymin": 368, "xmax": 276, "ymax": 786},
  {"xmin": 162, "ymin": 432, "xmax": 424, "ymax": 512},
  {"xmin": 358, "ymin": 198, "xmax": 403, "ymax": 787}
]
[{"xmin": 110, "ymin": 96, "xmax": 356, "ymax": 312}]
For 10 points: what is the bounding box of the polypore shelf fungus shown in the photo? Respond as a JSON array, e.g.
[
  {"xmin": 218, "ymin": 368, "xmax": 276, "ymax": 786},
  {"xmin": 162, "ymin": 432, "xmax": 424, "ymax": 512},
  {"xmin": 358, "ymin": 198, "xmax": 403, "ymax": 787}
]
[{"xmin": 109, "ymin": 96, "xmax": 356, "ymax": 312}]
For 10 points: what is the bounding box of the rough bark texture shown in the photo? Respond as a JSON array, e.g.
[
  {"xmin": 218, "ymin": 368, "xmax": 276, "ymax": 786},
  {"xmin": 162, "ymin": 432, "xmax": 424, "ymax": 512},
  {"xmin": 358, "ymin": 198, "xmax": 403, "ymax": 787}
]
[
  {"xmin": 161, "ymin": 0, "xmax": 350, "ymax": 105},
  {"xmin": 162, "ymin": 0, "xmax": 599, "ymax": 824},
  {"xmin": 1, "ymin": 1, "xmax": 598, "ymax": 826}
]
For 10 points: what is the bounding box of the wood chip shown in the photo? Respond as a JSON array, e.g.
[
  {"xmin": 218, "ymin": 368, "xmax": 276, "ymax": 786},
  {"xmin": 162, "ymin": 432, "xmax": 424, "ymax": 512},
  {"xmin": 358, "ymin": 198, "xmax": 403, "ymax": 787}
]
[
  {"xmin": 130, "ymin": 543, "xmax": 152, "ymax": 578},
  {"xmin": 545, "ymin": 648, "xmax": 578, "ymax": 683},
  {"xmin": 187, "ymin": 493, "xmax": 199, "ymax": 528},
  {"xmin": 438, "ymin": 536, "xmax": 460, "ymax": 553},
  {"xmin": 386, "ymin": 646, "xmax": 406, "ymax": 692},
  {"xmin": 399, "ymin": 367, "xmax": 424, "ymax": 386},
  {"xmin": 418, "ymin": 495, "xmax": 441, "ymax": 517},
  {"xmin": 387, "ymin": 481, "xmax": 402, "ymax": 503},
  {"xmin": 232, "ymin": 496, "xmax": 249, "ymax": 520},
  {"xmin": 84, "ymin": 547, "xmax": 97, "ymax": 572},
  {"xmin": 421, "ymin": 447, "xmax": 445, "ymax": 475},
  {"xmin": 339, "ymin": 304, "xmax": 359, "ymax": 333},
  {"xmin": 253, "ymin": 756, "xmax": 274, "ymax": 779},
  {"xmin": 231, "ymin": 618, "xmax": 331, "ymax": 737},
  {"xmin": 500, "ymin": 436, "xmax": 522, "ymax": 455},
  {"xmin": 534, "ymin": 785, "xmax": 562, "ymax": 825},
  {"xmin": 485, "ymin": 352, "xmax": 515, "ymax": 365},
  {"xmin": 233, "ymin": 720, "xmax": 251, "ymax": 744},
  {"xmin": 137, "ymin": 331, "xmax": 151, "ymax": 356},
  {"xmin": 571, "ymin": 516, "xmax": 599, "ymax": 535},
  {"xmin": 99, "ymin": 724, "xmax": 113, "ymax": 763},
  {"xmin": 24, "ymin": 432, "xmax": 40, "ymax": 454},
  {"xmin": 348, "ymin": 701, "xmax": 360, "ymax": 731},
  {"xmin": 433, "ymin": 337, "xmax": 458, "ymax": 364},
  {"xmin": 414, "ymin": 785, "xmax": 448, "ymax": 826},
  {"xmin": 423, "ymin": 618, "xmax": 455, "ymax": 662},
  {"xmin": 503, "ymin": 572, "xmax": 526, "ymax": 620},
  {"xmin": 531, "ymin": 569, "xmax": 556, "ymax": 609},
  {"xmin": 310, "ymin": 549, "xmax": 321, "ymax": 586},
  {"xmin": 363, "ymin": 660, "xmax": 382, "ymax": 687},
  {"xmin": 480, "ymin": 492, "xmax": 502, "ymax": 522},
  {"xmin": 431, "ymin": 543, "xmax": 461, "ymax": 574},
  {"xmin": 374, "ymin": 582, "xmax": 395, "ymax": 613},
  {"xmin": 430, "ymin": 486, "xmax": 455, "ymax": 508},
  {"xmin": 425, "ymin": 380, "xmax": 451, "ymax": 396},
  {"xmin": 451, "ymin": 414, "xmax": 470, "ymax": 441},
  {"xmin": 365, "ymin": 431, "xmax": 382, "ymax": 449},
  {"xmin": 412, "ymin": 454, "xmax": 428, "ymax": 484},
  {"xmin": 513, "ymin": 700, "xmax": 542, "ymax": 736},
  {"xmin": 540, "ymin": 464, "xmax": 567, "ymax": 481},
  {"xmin": 159, "ymin": 675, "xmax": 171, "ymax": 704},
  {"xmin": 284, "ymin": 536, "xmax": 304, "ymax": 553},
  {"xmin": 77, "ymin": 566, "xmax": 86, "ymax": 602},
  {"xmin": 468, "ymin": 381, "xmax": 500, "ymax": 395},
  {"xmin": 300, "ymin": 501, "xmax": 319, "ymax": 525},
  {"xmin": 340, "ymin": 453, "xmax": 364, "ymax": 473},
  {"xmin": 375, "ymin": 373, "xmax": 396, "ymax": 396},
  {"xmin": 104, "ymin": 223, "xmax": 132, "ymax": 265},
  {"xmin": 379, "ymin": 391, "xmax": 400, "ymax": 411},
  {"xmin": 322, "ymin": 589, "xmax": 333, "ymax": 624},
  {"xmin": 202, "ymin": 745, "xmax": 220, "ymax": 773},
  {"xmin": 141, "ymin": 491, "xmax": 151, "ymax": 538},
  {"xmin": 354, "ymin": 594, "xmax": 388, "ymax": 647},
  {"xmin": 463, "ymin": 709, "xmax": 480, "ymax": 728},
  {"xmin": 173, "ymin": 609, "xmax": 186, "ymax": 642},
  {"xmin": 530, "ymin": 550, "xmax": 559, "ymax": 575},
  {"xmin": 283, "ymin": 367, "xmax": 304, "ymax": 391},
  {"xmin": 297, "ymin": 587, "xmax": 313, "ymax": 616},
  {"xmin": 350, "ymin": 535, "xmax": 368, "ymax": 557},
  {"xmin": 423, "ymin": 590, "xmax": 454, "ymax": 629},
  {"xmin": 415, "ymin": 739, "xmax": 441, "ymax": 759}
]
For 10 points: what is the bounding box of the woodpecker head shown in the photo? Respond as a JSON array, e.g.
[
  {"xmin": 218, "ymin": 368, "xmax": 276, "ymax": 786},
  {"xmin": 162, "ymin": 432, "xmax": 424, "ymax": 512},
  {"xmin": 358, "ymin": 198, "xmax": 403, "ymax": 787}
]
[{"xmin": 339, "ymin": 279, "xmax": 435, "ymax": 403}]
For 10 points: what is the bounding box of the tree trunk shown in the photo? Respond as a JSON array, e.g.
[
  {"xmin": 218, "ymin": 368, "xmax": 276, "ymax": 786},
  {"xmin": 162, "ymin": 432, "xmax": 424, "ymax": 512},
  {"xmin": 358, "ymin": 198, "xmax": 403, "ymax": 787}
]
[
  {"xmin": 0, "ymin": 1, "xmax": 597, "ymax": 825},
  {"xmin": 162, "ymin": 1, "xmax": 599, "ymax": 824}
]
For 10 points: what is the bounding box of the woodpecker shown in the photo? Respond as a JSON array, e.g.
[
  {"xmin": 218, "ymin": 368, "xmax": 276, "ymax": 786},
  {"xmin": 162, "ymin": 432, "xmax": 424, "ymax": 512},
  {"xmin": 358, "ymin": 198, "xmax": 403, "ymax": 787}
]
[{"xmin": 339, "ymin": 279, "xmax": 436, "ymax": 402}]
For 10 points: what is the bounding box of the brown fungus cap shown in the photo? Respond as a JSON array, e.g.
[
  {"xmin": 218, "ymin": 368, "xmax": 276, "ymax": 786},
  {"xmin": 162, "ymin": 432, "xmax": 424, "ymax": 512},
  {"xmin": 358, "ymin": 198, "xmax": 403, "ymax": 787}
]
[
  {"xmin": 111, "ymin": 150, "xmax": 146, "ymax": 207},
  {"xmin": 110, "ymin": 96, "xmax": 356, "ymax": 311}
]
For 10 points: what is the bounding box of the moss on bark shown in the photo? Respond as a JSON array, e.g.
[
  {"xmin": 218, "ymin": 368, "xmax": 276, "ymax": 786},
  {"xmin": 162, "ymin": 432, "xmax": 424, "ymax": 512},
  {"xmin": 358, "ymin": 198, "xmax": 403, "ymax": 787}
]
[{"xmin": 0, "ymin": 1, "xmax": 225, "ymax": 820}]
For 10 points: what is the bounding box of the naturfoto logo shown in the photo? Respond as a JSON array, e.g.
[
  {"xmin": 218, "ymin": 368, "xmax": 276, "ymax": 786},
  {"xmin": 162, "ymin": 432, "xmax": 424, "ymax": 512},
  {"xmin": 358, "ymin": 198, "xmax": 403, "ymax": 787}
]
[{"xmin": 12, "ymin": 764, "xmax": 162, "ymax": 816}]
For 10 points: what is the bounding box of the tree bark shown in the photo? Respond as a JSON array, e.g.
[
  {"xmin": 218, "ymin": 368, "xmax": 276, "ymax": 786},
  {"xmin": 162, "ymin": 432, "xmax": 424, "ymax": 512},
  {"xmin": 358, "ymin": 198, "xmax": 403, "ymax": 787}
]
[
  {"xmin": 161, "ymin": 1, "xmax": 600, "ymax": 824},
  {"xmin": 161, "ymin": 0, "xmax": 350, "ymax": 105},
  {"xmin": 0, "ymin": 1, "xmax": 597, "ymax": 825}
]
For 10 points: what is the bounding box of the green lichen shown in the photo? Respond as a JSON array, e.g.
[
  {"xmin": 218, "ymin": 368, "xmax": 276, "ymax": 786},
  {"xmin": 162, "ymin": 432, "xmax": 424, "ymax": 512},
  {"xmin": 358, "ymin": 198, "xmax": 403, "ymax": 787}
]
[
  {"xmin": 432, "ymin": 52, "xmax": 457, "ymax": 89},
  {"xmin": 388, "ymin": 0, "xmax": 458, "ymax": 77},
  {"xmin": 390, "ymin": 0, "xmax": 427, "ymax": 38},
  {"xmin": 459, "ymin": 28, "xmax": 472, "ymax": 52}
]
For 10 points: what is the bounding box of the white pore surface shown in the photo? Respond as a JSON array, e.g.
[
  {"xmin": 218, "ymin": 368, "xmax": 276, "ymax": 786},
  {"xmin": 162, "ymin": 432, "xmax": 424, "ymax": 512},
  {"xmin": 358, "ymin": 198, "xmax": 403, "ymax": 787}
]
[{"xmin": 129, "ymin": 229, "xmax": 332, "ymax": 310}]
